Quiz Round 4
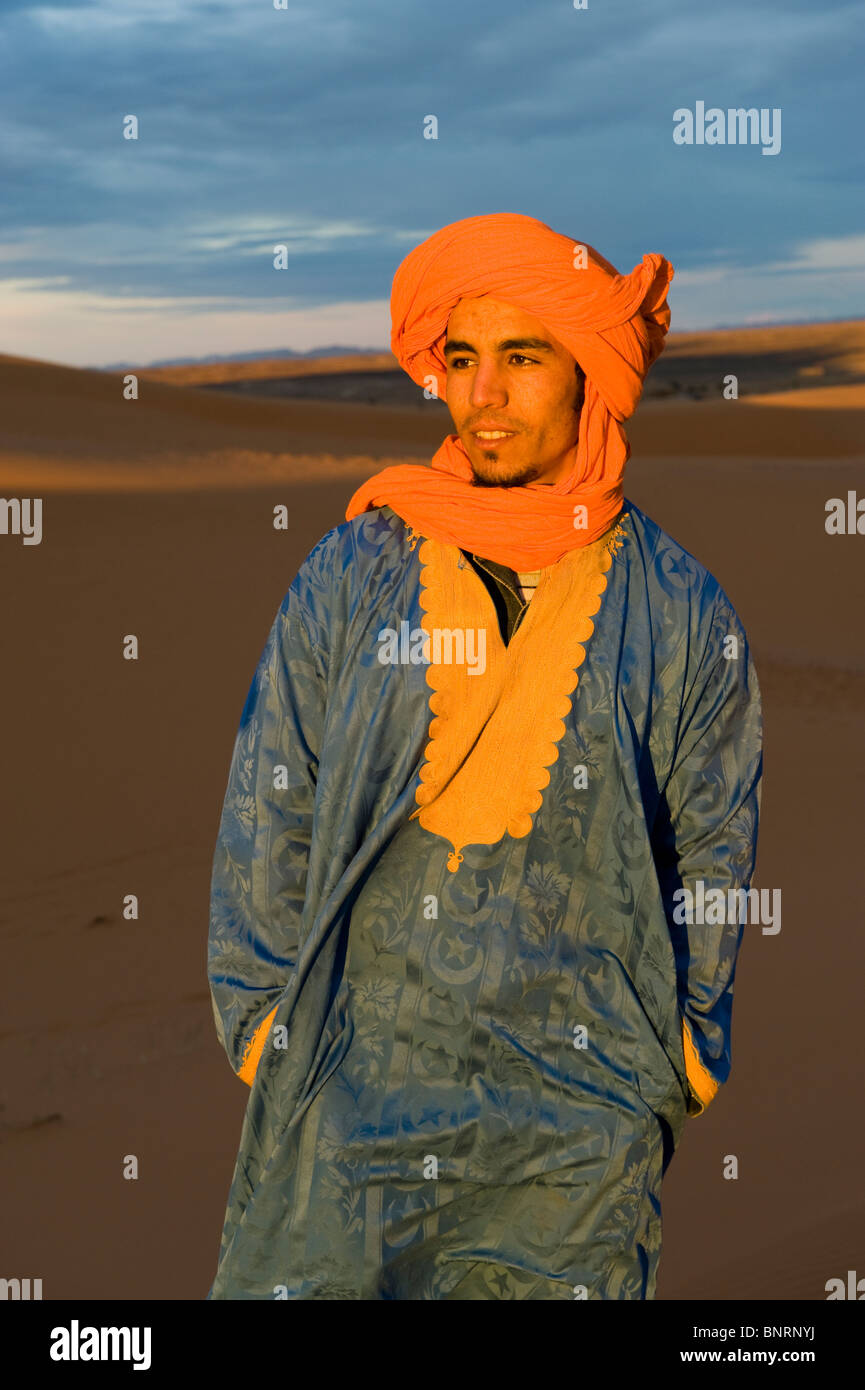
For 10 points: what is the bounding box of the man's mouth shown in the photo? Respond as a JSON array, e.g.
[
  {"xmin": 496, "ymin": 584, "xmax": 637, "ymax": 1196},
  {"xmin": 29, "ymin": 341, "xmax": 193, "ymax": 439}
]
[{"xmin": 472, "ymin": 429, "xmax": 517, "ymax": 445}]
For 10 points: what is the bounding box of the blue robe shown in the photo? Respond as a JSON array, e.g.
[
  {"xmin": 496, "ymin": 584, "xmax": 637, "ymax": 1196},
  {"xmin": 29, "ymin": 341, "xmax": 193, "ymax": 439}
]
[{"xmin": 207, "ymin": 501, "xmax": 762, "ymax": 1300}]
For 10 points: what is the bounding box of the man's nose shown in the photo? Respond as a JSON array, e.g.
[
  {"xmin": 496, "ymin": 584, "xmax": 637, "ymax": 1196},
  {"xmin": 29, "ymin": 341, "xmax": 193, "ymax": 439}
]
[{"xmin": 469, "ymin": 359, "xmax": 508, "ymax": 409}]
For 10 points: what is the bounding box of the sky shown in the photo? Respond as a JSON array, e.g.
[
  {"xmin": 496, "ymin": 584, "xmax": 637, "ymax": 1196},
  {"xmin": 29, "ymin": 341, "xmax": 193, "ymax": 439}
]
[{"xmin": 1, "ymin": 0, "xmax": 862, "ymax": 368}]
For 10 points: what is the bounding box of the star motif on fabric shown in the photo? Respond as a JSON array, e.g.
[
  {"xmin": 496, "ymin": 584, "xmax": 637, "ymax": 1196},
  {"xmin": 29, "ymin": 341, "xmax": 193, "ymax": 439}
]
[
  {"xmin": 416, "ymin": 1105, "xmax": 447, "ymax": 1129},
  {"xmin": 487, "ymin": 1268, "xmax": 516, "ymax": 1298},
  {"xmin": 445, "ymin": 934, "xmax": 472, "ymax": 965}
]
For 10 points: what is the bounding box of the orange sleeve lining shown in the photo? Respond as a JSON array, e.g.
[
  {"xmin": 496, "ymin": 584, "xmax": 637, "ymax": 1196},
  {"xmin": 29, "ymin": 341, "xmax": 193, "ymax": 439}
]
[
  {"xmin": 237, "ymin": 1004, "xmax": 280, "ymax": 1087},
  {"xmin": 681, "ymin": 1015, "xmax": 720, "ymax": 1116}
]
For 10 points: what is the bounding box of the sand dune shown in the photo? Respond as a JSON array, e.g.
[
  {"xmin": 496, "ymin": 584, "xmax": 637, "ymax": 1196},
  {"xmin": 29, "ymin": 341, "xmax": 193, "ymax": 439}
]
[
  {"xmin": 132, "ymin": 318, "xmax": 865, "ymax": 399},
  {"xmin": 0, "ymin": 324, "xmax": 863, "ymax": 1300},
  {"xmin": 1, "ymin": 330, "xmax": 863, "ymax": 494}
]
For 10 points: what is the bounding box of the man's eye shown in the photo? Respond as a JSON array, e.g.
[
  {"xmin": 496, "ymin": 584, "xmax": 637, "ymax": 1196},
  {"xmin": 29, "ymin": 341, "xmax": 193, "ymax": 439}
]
[{"xmin": 448, "ymin": 355, "xmax": 538, "ymax": 368}]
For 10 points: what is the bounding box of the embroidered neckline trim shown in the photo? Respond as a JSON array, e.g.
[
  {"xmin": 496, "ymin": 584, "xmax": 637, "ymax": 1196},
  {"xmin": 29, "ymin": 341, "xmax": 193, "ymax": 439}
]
[{"xmin": 408, "ymin": 515, "xmax": 628, "ymax": 871}]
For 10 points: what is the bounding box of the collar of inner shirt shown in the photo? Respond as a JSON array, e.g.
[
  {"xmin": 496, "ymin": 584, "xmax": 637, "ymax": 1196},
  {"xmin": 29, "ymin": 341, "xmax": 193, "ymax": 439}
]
[
  {"xmin": 460, "ymin": 551, "xmax": 542, "ymax": 647},
  {"xmin": 468, "ymin": 553, "xmax": 540, "ymax": 600}
]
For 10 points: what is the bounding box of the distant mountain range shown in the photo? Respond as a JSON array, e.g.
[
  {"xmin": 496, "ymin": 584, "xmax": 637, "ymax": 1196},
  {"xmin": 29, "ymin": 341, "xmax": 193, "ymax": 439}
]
[
  {"xmin": 94, "ymin": 317, "xmax": 865, "ymax": 373},
  {"xmin": 98, "ymin": 345, "xmax": 391, "ymax": 371}
]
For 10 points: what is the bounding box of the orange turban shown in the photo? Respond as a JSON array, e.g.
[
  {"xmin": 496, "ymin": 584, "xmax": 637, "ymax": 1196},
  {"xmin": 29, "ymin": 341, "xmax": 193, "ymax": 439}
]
[{"xmin": 345, "ymin": 213, "xmax": 674, "ymax": 569}]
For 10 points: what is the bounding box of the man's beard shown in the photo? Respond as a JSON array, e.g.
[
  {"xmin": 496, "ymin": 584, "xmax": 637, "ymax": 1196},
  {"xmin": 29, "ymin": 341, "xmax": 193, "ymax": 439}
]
[{"xmin": 469, "ymin": 454, "xmax": 542, "ymax": 488}]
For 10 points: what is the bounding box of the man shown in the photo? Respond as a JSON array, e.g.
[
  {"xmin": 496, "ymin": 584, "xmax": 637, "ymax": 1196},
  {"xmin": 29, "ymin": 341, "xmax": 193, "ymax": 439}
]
[{"xmin": 207, "ymin": 213, "xmax": 762, "ymax": 1301}]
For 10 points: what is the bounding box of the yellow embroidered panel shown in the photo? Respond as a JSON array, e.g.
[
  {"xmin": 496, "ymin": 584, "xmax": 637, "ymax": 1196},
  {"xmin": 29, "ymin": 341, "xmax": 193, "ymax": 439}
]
[{"xmin": 408, "ymin": 515, "xmax": 628, "ymax": 871}]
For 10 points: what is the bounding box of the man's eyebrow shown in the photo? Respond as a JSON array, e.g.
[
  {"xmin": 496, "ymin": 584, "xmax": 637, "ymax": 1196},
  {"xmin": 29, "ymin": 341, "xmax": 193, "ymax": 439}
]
[{"xmin": 443, "ymin": 337, "xmax": 556, "ymax": 356}]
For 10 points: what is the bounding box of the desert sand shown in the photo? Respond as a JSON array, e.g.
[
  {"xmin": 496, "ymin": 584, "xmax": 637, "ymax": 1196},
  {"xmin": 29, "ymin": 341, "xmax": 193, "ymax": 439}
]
[{"xmin": 0, "ymin": 322, "xmax": 863, "ymax": 1299}]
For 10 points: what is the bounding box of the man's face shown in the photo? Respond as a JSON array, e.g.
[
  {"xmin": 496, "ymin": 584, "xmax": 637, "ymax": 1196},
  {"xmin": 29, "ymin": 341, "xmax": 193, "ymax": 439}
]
[{"xmin": 443, "ymin": 295, "xmax": 585, "ymax": 487}]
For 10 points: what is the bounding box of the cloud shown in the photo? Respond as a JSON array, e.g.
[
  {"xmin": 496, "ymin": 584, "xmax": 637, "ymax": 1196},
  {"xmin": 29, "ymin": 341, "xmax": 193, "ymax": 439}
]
[
  {"xmin": 0, "ymin": 278, "xmax": 391, "ymax": 365},
  {"xmin": 1, "ymin": 0, "xmax": 862, "ymax": 363},
  {"xmin": 778, "ymin": 234, "xmax": 865, "ymax": 271},
  {"xmin": 670, "ymin": 234, "xmax": 865, "ymax": 329}
]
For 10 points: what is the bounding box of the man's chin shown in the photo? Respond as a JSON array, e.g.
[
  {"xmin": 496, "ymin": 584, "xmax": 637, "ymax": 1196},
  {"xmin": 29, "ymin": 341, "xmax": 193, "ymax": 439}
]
[
  {"xmin": 469, "ymin": 460, "xmax": 541, "ymax": 488},
  {"xmin": 462, "ymin": 441, "xmax": 531, "ymax": 487}
]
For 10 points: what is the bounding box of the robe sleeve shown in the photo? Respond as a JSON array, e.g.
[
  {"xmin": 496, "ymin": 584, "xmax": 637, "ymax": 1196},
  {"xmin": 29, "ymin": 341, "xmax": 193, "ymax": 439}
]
[
  {"xmin": 654, "ymin": 595, "xmax": 763, "ymax": 1118},
  {"xmin": 208, "ymin": 583, "xmax": 327, "ymax": 1087}
]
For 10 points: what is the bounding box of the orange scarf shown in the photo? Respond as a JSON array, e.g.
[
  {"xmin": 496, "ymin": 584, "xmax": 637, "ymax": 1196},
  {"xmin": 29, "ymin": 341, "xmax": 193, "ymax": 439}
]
[{"xmin": 345, "ymin": 213, "xmax": 673, "ymax": 570}]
